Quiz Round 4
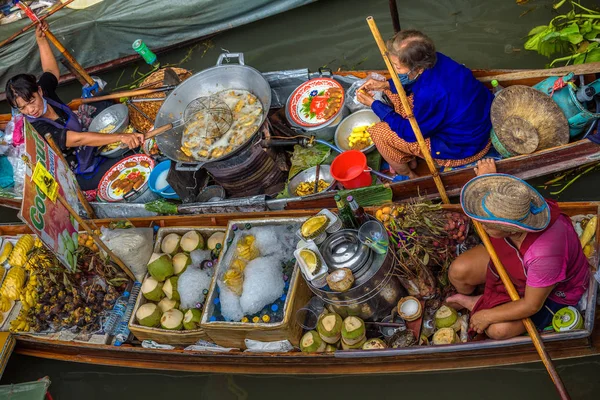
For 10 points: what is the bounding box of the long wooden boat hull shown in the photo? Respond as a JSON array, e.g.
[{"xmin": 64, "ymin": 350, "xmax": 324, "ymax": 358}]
[{"xmin": 3, "ymin": 202, "xmax": 600, "ymax": 375}]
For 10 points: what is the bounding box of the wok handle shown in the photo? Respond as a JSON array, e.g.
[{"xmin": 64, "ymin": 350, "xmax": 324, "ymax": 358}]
[
  {"xmin": 145, "ymin": 123, "xmax": 173, "ymax": 140},
  {"xmin": 216, "ymin": 53, "xmax": 245, "ymax": 66}
]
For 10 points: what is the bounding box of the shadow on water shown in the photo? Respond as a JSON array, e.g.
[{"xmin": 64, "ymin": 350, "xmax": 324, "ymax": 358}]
[{"xmin": 0, "ymin": 0, "xmax": 599, "ymax": 397}]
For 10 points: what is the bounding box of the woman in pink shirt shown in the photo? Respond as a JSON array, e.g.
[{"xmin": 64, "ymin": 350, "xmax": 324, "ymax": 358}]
[{"xmin": 447, "ymin": 159, "xmax": 590, "ymax": 340}]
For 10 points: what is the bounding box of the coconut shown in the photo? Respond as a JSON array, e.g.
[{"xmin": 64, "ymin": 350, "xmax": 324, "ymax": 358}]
[
  {"xmin": 147, "ymin": 253, "xmax": 174, "ymax": 282},
  {"xmin": 434, "ymin": 305, "xmax": 458, "ymax": 329},
  {"xmin": 157, "ymin": 297, "xmax": 180, "ymax": 313},
  {"xmin": 207, "ymin": 232, "xmax": 225, "ymax": 250},
  {"xmin": 432, "ymin": 327, "xmax": 459, "ymax": 345},
  {"xmin": 326, "ymin": 268, "xmax": 354, "ymax": 292},
  {"xmin": 317, "ymin": 313, "xmax": 343, "ymax": 344},
  {"xmin": 324, "ymin": 343, "xmax": 338, "ymax": 352},
  {"xmin": 341, "ymin": 316, "xmax": 366, "ymax": 345},
  {"xmin": 183, "ymin": 308, "xmax": 202, "ymax": 330},
  {"xmin": 141, "ymin": 276, "xmax": 164, "ymax": 302},
  {"xmin": 362, "ymin": 338, "xmax": 387, "ymax": 350},
  {"xmin": 163, "ymin": 276, "xmax": 180, "ymax": 300},
  {"xmin": 172, "ymin": 253, "xmax": 191, "ymax": 275},
  {"xmin": 160, "ymin": 308, "xmax": 184, "ymax": 330},
  {"xmin": 300, "ymin": 330, "xmax": 326, "ymax": 353},
  {"xmin": 180, "ymin": 231, "xmax": 205, "ymax": 252},
  {"xmin": 341, "ymin": 336, "xmax": 367, "ymax": 350},
  {"xmin": 397, "ymin": 296, "xmax": 422, "ymax": 322},
  {"xmin": 136, "ymin": 303, "xmax": 162, "ymax": 327},
  {"xmin": 161, "ymin": 233, "xmax": 181, "ymax": 255}
]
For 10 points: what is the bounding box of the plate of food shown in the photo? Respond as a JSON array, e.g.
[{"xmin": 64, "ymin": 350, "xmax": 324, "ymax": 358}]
[
  {"xmin": 99, "ymin": 125, "xmax": 135, "ymax": 158},
  {"xmin": 97, "ymin": 154, "xmax": 155, "ymax": 202}
]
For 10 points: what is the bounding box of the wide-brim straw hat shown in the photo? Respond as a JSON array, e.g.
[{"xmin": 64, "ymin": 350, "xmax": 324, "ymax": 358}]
[
  {"xmin": 460, "ymin": 173, "xmax": 550, "ymax": 232},
  {"xmin": 491, "ymin": 85, "xmax": 569, "ymax": 155}
]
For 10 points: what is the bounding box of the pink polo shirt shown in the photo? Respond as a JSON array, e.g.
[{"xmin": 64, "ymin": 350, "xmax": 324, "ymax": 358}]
[{"xmin": 524, "ymin": 214, "xmax": 590, "ymax": 305}]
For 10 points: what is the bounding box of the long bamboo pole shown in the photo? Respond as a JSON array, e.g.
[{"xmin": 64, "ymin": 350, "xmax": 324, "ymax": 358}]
[
  {"xmin": 366, "ymin": 16, "xmax": 450, "ymax": 204},
  {"xmin": 0, "ymin": 0, "xmax": 76, "ymax": 49}
]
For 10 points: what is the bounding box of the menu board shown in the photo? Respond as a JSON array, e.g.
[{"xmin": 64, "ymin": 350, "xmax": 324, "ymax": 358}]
[{"xmin": 20, "ymin": 121, "xmax": 81, "ymax": 270}]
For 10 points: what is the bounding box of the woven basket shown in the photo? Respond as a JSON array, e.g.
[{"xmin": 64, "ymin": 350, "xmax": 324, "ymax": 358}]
[
  {"xmin": 127, "ymin": 226, "xmax": 224, "ymax": 346},
  {"xmin": 128, "ymin": 67, "xmax": 193, "ymax": 134}
]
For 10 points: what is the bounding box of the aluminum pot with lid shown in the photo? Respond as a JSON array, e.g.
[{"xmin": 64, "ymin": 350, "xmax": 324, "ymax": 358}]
[{"xmin": 154, "ymin": 53, "xmax": 272, "ymax": 171}]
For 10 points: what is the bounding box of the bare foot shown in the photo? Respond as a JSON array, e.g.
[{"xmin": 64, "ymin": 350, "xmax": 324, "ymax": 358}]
[
  {"xmin": 445, "ymin": 293, "xmax": 482, "ymax": 311},
  {"xmin": 474, "ymin": 158, "xmax": 497, "ymax": 176}
]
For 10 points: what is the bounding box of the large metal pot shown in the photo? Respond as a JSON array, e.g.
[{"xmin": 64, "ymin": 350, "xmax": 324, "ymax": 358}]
[{"xmin": 154, "ymin": 53, "xmax": 272, "ymax": 170}]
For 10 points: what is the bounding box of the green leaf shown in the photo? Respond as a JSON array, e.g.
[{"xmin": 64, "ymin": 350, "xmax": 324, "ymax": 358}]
[
  {"xmin": 584, "ymin": 31, "xmax": 600, "ymax": 40},
  {"xmin": 525, "ymin": 28, "xmax": 554, "ymax": 51},
  {"xmin": 559, "ymin": 23, "xmax": 580, "ymax": 37},
  {"xmin": 574, "ymin": 48, "xmax": 600, "ymax": 64},
  {"xmin": 528, "ymin": 25, "xmax": 551, "ymax": 36},
  {"xmin": 581, "ymin": 20, "xmax": 593, "ymax": 34},
  {"xmin": 566, "ymin": 33, "xmax": 584, "ymax": 44}
]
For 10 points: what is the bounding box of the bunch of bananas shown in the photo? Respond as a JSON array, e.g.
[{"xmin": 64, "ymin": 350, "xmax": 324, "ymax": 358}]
[
  {"xmin": 19, "ymin": 272, "xmax": 37, "ymax": 312},
  {"xmin": 0, "ymin": 266, "xmax": 25, "ymax": 301},
  {"xmin": 8, "ymin": 234, "xmax": 34, "ymax": 268},
  {"xmin": 9, "ymin": 313, "xmax": 29, "ymax": 333}
]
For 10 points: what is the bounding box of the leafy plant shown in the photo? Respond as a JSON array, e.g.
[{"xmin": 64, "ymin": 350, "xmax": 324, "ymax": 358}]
[{"xmin": 524, "ymin": 0, "xmax": 600, "ymax": 67}]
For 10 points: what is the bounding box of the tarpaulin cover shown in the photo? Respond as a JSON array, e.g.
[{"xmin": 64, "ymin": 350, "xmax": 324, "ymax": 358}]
[{"xmin": 0, "ymin": 0, "xmax": 315, "ymax": 91}]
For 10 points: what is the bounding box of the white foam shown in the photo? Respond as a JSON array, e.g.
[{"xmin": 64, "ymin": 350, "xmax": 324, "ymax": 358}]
[
  {"xmin": 178, "ymin": 266, "xmax": 214, "ymax": 309},
  {"xmin": 190, "ymin": 249, "xmax": 212, "ymax": 268},
  {"xmin": 218, "ymin": 280, "xmax": 244, "ymax": 321},
  {"xmin": 239, "ymin": 255, "xmax": 285, "ymax": 315}
]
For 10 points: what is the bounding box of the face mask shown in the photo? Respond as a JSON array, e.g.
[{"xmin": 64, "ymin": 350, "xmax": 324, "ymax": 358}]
[{"xmin": 398, "ymin": 70, "xmax": 419, "ymax": 86}]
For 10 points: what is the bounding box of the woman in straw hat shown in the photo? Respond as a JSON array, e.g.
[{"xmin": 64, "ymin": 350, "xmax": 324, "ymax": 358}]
[
  {"xmin": 446, "ymin": 159, "xmax": 590, "ymax": 339},
  {"xmin": 357, "ymin": 30, "xmax": 493, "ymax": 179}
]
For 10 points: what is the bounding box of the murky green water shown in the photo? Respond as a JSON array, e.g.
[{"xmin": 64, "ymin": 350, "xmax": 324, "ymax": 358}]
[{"xmin": 1, "ymin": 0, "xmax": 599, "ymax": 398}]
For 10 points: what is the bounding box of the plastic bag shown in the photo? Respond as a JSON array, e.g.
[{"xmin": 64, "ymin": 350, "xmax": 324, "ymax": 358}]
[
  {"xmin": 345, "ymin": 72, "xmax": 387, "ymax": 113},
  {"xmin": 100, "ymin": 227, "xmax": 154, "ymax": 281},
  {"xmin": 7, "ymin": 151, "xmax": 26, "ymax": 194},
  {"xmin": 244, "ymin": 339, "xmax": 294, "ymax": 353}
]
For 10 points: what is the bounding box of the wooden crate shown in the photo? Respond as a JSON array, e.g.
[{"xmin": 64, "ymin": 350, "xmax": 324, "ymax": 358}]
[
  {"xmin": 200, "ymin": 217, "xmax": 313, "ymax": 349},
  {"xmin": 128, "ymin": 226, "xmax": 225, "ymax": 346}
]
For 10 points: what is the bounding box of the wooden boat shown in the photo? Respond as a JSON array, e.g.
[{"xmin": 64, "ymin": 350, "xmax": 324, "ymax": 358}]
[
  {"xmin": 2, "ymin": 201, "xmax": 599, "ymax": 374},
  {"xmin": 0, "ymin": 63, "xmax": 598, "ymax": 213}
]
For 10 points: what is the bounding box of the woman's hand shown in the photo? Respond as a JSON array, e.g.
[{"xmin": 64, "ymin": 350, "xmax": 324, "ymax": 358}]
[
  {"xmin": 469, "ymin": 309, "xmax": 493, "ymax": 334},
  {"xmin": 35, "ymin": 21, "xmax": 49, "ymax": 42},
  {"xmin": 119, "ymin": 133, "xmax": 145, "ymax": 149},
  {"xmin": 359, "ymin": 78, "xmax": 389, "ymax": 92},
  {"xmin": 357, "ymin": 89, "xmax": 375, "ymax": 107}
]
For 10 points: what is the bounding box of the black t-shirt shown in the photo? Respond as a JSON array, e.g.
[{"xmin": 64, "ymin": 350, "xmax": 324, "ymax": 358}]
[{"xmin": 31, "ymin": 72, "xmax": 70, "ymax": 153}]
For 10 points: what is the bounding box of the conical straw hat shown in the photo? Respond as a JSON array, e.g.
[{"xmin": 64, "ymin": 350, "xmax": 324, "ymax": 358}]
[
  {"xmin": 491, "ymin": 85, "xmax": 569, "ymax": 156},
  {"xmin": 460, "ymin": 173, "xmax": 550, "ymax": 232}
]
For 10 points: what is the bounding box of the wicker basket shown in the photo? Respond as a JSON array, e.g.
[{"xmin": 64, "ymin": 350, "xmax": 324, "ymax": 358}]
[
  {"xmin": 128, "ymin": 226, "xmax": 224, "ymax": 345},
  {"xmin": 128, "ymin": 67, "xmax": 193, "ymax": 134},
  {"xmin": 200, "ymin": 217, "xmax": 313, "ymax": 349}
]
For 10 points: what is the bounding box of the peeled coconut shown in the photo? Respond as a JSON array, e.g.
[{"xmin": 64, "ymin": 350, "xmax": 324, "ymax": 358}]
[
  {"xmin": 136, "ymin": 303, "xmax": 162, "ymax": 327},
  {"xmin": 207, "ymin": 232, "xmax": 225, "ymax": 250},
  {"xmin": 160, "ymin": 308, "xmax": 184, "ymax": 330},
  {"xmin": 324, "ymin": 343, "xmax": 338, "ymax": 352},
  {"xmin": 141, "ymin": 276, "xmax": 164, "ymax": 302},
  {"xmin": 158, "ymin": 297, "xmax": 180, "ymax": 313},
  {"xmin": 326, "ymin": 268, "xmax": 355, "ymax": 292},
  {"xmin": 183, "ymin": 308, "xmax": 202, "ymax": 330},
  {"xmin": 341, "ymin": 316, "xmax": 366, "ymax": 345},
  {"xmin": 317, "ymin": 313, "xmax": 343, "ymax": 344},
  {"xmin": 161, "ymin": 233, "xmax": 181, "ymax": 255},
  {"xmin": 180, "ymin": 231, "xmax": 205, "ymax": 252},
  {"xmin": 147, "ymin": 253, "xmax": 174, "ymax": 282},
  {"xmin": 300, "ymin": 330, "xmax": 326, "ymax": 353},
  {"xmin": 341, "ymin": 336, "xmax": 367, "ymax": 350},
  {"xmin": 434, "ymin": 305, "xmax": 458, "ymax": 330},
  {"xmin": 172, "ymin": 253, "xmax": 191, "ymax": 275},
  {"xmin": 397, "ymin": 296, "xmax": 422, "ymax": 322},
  {"xmin": 162, "ymin": 276, "xmax": 180, "ymax": 301},
  {"xmin": 362, "ymin": 338, "xmax": 387, "ymax": 350},
  {"xmin": 432, "ymin": 327, "xmax": 459, "ymax": 345}
]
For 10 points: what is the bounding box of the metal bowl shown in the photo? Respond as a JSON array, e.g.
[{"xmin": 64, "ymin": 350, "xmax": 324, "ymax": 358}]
[
  {"xmin": 89, "ymin": 104, "xmax": 130, "ymax": 134},
  {"xmin": 288, "ymin": 165, "xmax": 336, "ymax": 197},
  {"xmin": 334, "ymin": 109, "xmax": 380, "ymax": 154},
  {"xmin": 197, "ymin": 185, "xmax": 226, "ymax": 202}
]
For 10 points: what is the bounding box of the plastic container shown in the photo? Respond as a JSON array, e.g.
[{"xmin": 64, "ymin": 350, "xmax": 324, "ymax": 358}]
[
  {"xmin": 358, "ymin": 220, "xmax": 389, "ymax": 255},
  {"xmin": 149, "ymin": 160, "xmax": 180, "ymax": 199},
  {"xmin": 317, "ymin": 209, "xmax": 343, "ymax": 233},
  {"xmin": 294, "ymin": 241, "xmax": 329, "ymax": 287},
  {"xmin": 330, "ymin": 150, "xmax": 371, "ymax": 189}
]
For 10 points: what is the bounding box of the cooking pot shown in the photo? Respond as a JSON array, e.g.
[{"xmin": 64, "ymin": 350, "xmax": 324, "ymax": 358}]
[{"xmin": 154, "ymin": 53, "xmax": 272, "ymax": 171}]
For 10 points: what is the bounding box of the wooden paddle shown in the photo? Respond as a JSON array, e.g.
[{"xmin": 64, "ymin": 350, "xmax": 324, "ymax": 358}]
[{"xmin": 366, "ymin": 16, "xmax": 571, "ymax": 400}]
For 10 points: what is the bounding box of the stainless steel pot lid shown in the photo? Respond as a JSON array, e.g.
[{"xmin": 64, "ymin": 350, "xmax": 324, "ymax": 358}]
[{"xmin": 319, "ymin": 229, "xmax": 372, "ymax": 275}]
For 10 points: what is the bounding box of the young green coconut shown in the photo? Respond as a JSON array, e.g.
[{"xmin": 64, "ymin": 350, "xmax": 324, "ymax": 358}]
[
  {"xmin": 147, "ymin": 253, "xmax": 174, "ymax": 282},
  {"xmin": 362, "ymin": 338, "xmax": 387, "ymax": 350},
  {"xmin": 324, "ymin": 343, "xmax": 338, "ymax": 352},
  {"xmin": 136, "ymin": 303, "xmax": 162, "ymax": 327},
  {"xmin": 341, "ymin": 336, "xmax": 367, "ymax": 350},
  {"xmin": 157, "ymin": 297, "xmax": 180, "ymax": 313},
  {"xmin": 434, "ymin": 305, "xmax": 459, "ymax": 330},
  {"xmin": 432, "ymin": 327, "xmax": 459, "ymax": 345},
  {"xmin": 316, "ymin": 312, "xmax": 343, "ymax": 344},
  {"xmin": 341, "ymin": 316, "xmax": 366, "ymax": 345},
  {"xmin": 162, "ymin": 276, "xmax": 180, "ymax": 301},
  {"xmin": 183, "ymin": 309, "xmax": 202, "ymax": 330},
  {"xmin": 180, "ymin": 231, "xmax": 205, "ymax": 252},
  {"xmin": 207, "ymin": 232, "xmax": 225, "ymax": 250},
  {"xmin": 300, "ymin": 330, "xmax": 326, "ymax": 353},
  {"xmin": 160, "ymin": 308, "xmax": 184, "ymax": 330},
  {"xmin": 161, "ymin": 233, "xmax": 181, "ymax": 255},
  {"xmin": 172, "ymin": 253, "xmax": 191, "ymax": 275},
  {"xmin": 397, "ymin": 296, "xmax": 422, "ymax": 322},
  {"xmin": 141, "ymin": 276, "xmax": 165, "ymax": 302}
]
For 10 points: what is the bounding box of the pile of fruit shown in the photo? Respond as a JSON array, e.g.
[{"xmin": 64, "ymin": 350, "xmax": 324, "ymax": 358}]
[
  {"xmin": 77, "ymin": 230, "xmax": 101, "ymax": 252},
  {"xmin": 347, "ymin": 124, "xmax": 374, "ymax": 150}
]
